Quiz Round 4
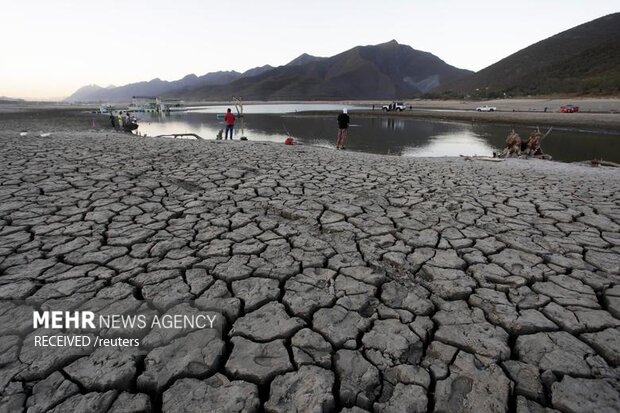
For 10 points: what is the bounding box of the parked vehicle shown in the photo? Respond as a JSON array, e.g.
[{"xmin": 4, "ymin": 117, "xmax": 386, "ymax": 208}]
[
  {"xmin": 560, "ymin": 104, "xmax": 579, "ymax": 113},
  {"xmin": 382, "ymin": 102, "xmax": 406, "ymax": 111},
  {"xmin": 476, "ymin": 105, "xmax": 497, "ymax": 112}
]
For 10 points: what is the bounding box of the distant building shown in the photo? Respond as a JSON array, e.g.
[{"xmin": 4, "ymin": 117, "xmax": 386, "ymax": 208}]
[{"xmin": 129, "ymin": 96, "xmax": 158, "ymax": 113}]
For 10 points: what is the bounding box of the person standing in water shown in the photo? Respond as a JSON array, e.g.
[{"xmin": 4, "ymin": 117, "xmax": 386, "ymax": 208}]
[
  {"xmin": 224, "ymin": 108, "xmax": 236, "ymax": 140},
  {"xmin": 336, "ymin": 108, "xmax": 350, "ymax": 149},
  {"xmin": 117, "ymin": 111, "xmax": 124, "ymax": 130}
]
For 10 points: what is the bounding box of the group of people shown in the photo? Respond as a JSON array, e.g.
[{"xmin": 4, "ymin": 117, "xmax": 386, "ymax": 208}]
[
  {"xmin": 500, "ymin": 127, "xmax": 549, "ymax": 158},
  {"xmin": 109, "ymin": 111, "xmax": 137, "ymax": 132},
  {"xmin": 219, "ymin": 107, "xmax": 351, "ymax": 149}
]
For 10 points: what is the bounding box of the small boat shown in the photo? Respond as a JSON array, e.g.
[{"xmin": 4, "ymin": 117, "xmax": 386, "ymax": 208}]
[{"xmin": 123, "ymin": 122, "xmax": 139, "ymax": 132}]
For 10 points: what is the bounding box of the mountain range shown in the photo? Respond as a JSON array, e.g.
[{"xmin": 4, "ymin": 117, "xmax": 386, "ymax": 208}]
[
  {"xmin": 440, "ymin": 12, "xmax": 620, "ymax": 97},
  {"xmin": 66, "ymin": 12, "xmax": 620, "ymax": 102},
  {"xmin": 66, "ymin": 65, "xmax": 274, "ymax": 102},
  {"xmin": 0, "ymin": 96, "xmax": 25, "ymax": 103},
  {"xmin": 175, "ymin": 40, "xmax": 475, "ymax": 101},
  {"xmin": 65, "ymin": 41, "xmax": 472, "ymax": 102}
]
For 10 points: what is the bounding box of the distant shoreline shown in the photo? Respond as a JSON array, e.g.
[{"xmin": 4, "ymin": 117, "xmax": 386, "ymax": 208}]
[
  {"xmin": 295, "ymin": 109, "xmax": 620, "ymax": 132},
  {"xmin": 307, "ymin": 97, "xmax": 620, "ymax": 131},
  {"xmin": 1, "ymin": 98, "xmax": 619, "ymax": 131}
]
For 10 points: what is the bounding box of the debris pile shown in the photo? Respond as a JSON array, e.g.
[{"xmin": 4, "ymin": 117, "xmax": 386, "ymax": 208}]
[{"xmin": 499, "ymin": 127, "xmax": 552, "ymax": 159}]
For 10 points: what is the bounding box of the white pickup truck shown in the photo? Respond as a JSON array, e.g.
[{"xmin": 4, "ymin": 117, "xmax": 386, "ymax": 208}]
[
  {"xmin": 476, "ymin": 105, "xmax": 497, "ymax": 112},
  {"xmin": 382, "ymin": 102, "xmax": 406, "ymax": 111}
]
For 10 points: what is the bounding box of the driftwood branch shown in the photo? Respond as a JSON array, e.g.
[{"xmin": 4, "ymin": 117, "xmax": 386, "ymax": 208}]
[
  {"xmin": 153, "ymin": 133, "xmax": 204, "ymax": 140},
  {"xmin": 460, "ymin": 155, "xmax": 505, "ymax": 162},
  {"xmin": 589, "ymin": 159, "xmax": 620, "ymax": 168}
]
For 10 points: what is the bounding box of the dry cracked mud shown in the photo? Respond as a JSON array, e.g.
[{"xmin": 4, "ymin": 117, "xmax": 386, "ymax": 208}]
[{"xmin": 0, "ymin": 130, "xmax": 619, "ymax": 412}]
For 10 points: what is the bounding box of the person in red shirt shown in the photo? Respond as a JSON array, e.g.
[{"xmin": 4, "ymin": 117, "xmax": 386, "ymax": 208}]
[{"xmin": 224, "ymin": 108, "xmax": 236, "ymax": 140}]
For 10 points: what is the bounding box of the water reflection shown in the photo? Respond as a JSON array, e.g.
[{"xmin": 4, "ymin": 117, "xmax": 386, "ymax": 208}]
[
  {"xmin": 381, "ymin": 118, "xmax": 406, "ymax": 131},
  {"xmin": 190, "ymin": 103, "xmax": 370, "ymax": 114},
  {"xmin": 403, "ymin": 132, "xmax": 495, "ymax": 157},
  {"xmin": 133, "ymin": 105, "xmax": 620, "ymax": 163}
]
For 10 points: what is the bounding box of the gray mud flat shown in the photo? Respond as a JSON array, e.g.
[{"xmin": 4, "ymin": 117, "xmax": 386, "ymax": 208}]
[{"xmin": 0, "ymin": 131, "xmax": 619, "ymax": 412}]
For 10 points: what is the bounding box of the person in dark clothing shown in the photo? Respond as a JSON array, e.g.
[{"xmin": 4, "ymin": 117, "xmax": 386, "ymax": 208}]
[
  {"xmin": 336, "ymin": 108, "xmax": 350, "ymax": 149},
  {"xmin": 109, "ymin": 114, "xmax": 115, "ymax": 128}
]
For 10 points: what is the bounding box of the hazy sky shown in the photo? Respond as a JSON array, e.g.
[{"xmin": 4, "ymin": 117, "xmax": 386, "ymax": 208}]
[{"xmin": 1, "ymin": 0, "xmax": 617, "ymax": 100}]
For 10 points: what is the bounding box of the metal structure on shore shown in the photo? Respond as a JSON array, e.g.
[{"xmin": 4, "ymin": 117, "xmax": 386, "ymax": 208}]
[
  {"xmin": 232, "ymin": 96, "xmax": 247, "ymax": 139},
  {"xmin": 100, "ymin": 96, "xmax": 187, "ymax": 115}
]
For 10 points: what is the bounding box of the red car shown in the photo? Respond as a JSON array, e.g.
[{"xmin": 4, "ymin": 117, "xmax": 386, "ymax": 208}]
[{"xmin": 560, "ymin": 104, "xmax": 579, "ymax": 113}]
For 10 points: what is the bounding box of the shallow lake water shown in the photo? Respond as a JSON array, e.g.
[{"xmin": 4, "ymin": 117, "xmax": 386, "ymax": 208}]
[{"xmin": 131, "ymin": 104, "xmax": 620, "ymax": 163}]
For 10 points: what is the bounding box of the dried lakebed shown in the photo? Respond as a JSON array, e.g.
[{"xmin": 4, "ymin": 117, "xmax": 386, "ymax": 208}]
[{"xmin": 0, "ymin": 131, "xmax": 619, "ymax": 413}]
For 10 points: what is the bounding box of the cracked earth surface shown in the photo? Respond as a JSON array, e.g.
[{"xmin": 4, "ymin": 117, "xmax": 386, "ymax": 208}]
[{"xmin": 0, "ymin": 130, "xmax": 619, "ymax": 413}]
